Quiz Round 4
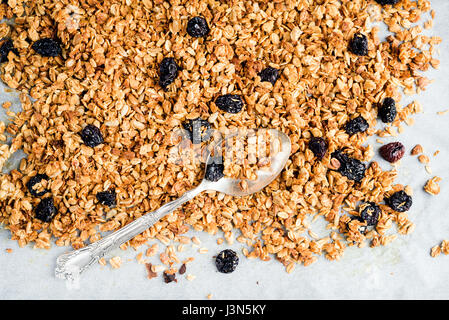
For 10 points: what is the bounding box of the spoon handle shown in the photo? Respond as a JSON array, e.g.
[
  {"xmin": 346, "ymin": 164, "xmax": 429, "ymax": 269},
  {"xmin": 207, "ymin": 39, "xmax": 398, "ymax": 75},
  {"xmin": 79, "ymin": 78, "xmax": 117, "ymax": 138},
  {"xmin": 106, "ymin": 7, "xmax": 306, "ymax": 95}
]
[{"xmin": 55, "ymin": 185, "xmax": 204, "ymax": 280}]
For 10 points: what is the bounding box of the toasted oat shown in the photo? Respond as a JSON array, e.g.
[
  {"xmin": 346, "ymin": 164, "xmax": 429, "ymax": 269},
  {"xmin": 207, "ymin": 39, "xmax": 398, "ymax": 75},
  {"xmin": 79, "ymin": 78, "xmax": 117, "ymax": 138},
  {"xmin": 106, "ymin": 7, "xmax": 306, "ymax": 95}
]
[
  {"xmin": 431, "ymin": 245, "xmax": 441, "ymax": 258},
  {"xmin": 186, "ymin": 274, "xmax": 196, "ymax": 281},
  {"xmin": 418, "ymin": 155, "xmax": 430, "ymax": 164},
  {"xmin": 5, "ymin": 248, "xmax": 12, "ymax": 253},
  {"xmin": 424, "ymin": 177, "xmax": 442, "ymax": 195},
  {"xmin": 109, "ymin": 256, "xmax": 122, "ymax": 269},
  {"xmin": 411, "ymin": 144, "xmax": 423, "ymax": 156}
]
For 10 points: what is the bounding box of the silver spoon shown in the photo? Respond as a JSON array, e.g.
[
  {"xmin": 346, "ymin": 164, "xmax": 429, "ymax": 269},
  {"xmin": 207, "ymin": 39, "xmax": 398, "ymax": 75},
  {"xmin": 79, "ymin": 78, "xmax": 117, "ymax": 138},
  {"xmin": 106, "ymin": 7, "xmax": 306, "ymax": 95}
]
[{"xmin": 55, "ymin": 129, "xmax": 291, "ymax": 281}]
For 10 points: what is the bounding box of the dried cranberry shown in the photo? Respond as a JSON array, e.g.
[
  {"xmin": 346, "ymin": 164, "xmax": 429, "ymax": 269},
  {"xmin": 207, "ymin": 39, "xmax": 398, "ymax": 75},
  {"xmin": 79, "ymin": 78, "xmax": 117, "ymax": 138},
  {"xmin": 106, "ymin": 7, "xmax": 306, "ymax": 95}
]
[
  {"xmin": 159, "ymin": 57, "xmax": 179, "ymax": 89},
  {"xmin": 215, "ymin": 249, "xmax": 239, "ymax": 273},
  {"xmin": 32, "ymin": 38, "xmax": 62, "ymax": 57},
  {"xmin": 345, "ymin": 116, "xmax": 369, "ymax": 135},
  {"xmin": 186, "ymin": 16, "xmax": 210, "ymax": 38},
  {"xmin": 0, "ymin": 39, "xmax": 18, "ymax": 63},
  {"xmin": 26, "ymin": 174, "xmax": 50, "ymax": 197},
  {"xmin": 308, "ymin": 137, "xmax": 328, "ymax": 159},
  {"xmin": 349, "ymin": 33, "xmax": 368, "ymax": 56},
  {"xmin": 80, "ymin": 124, "xmax": 104, "ymax": 147},
  {"xmin": 331, "ymin": 150, "xmax": 366, "ymax": 182},
  {"xmin": 215, "ymin": 94, "xmax": 244, "ymax": 114},
  {"xmin": 182, "ymin": 118, "xmax": 211, "ymax": 144},
  {"xmin": 375, "ymin": 0, "xmax": 399, "ymax": 5},
  {"xmin": 163, "ymin": 271, "xmax": 177, "ymax": 283},
  {"xmin": 360, "ymin": 202, "xmax": 381, "ymax": 226},
  {"xmin": 34, "ymin": 197, "xmax": 57, "ymax": 222},
  {"xmin": 386, "ymin": 190, "xmax": 412, "ymax": 212},
  {"xmin": 258, "ymin": 67, "xmax": 280, "ymax": 85},
  {"xmin": 379, "ymin": 142, "xmax": 405, "ymax": 163},
  {"xmin": 205, "ymin": 160, "xmax": 224, "ymax": 182},
  {"xmin": 96, "ymin": 190, "xmax": 116, "ymax": 207},
  {"xmin": 378, "ymin": 98, "xmax": 397, "ymax": 123}
]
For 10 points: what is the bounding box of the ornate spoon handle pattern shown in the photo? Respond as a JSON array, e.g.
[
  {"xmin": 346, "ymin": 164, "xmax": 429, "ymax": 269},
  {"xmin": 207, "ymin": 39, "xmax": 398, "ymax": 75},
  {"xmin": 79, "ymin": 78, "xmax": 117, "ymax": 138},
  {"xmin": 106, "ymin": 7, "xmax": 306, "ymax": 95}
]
[{"xmin": 55, "ymin": 185, "xmax": 204, "ymax": 280}]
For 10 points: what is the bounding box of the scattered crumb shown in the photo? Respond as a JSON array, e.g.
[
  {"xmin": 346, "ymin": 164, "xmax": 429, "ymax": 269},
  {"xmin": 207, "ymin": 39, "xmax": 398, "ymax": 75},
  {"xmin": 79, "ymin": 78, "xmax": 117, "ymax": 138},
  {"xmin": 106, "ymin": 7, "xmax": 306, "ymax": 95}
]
[
  {"xmin": 145, "ymin": 263, "xmax": 157, "ymax": 279},
  {"xmin": 431, "ymin": 240, "xmax": 449, "ymax": 257},
  {"xmin": 207, "ymin": 294, "xmax": 213, "ymax": 299},
  {"xmin": 198, "ymin": 247, "xmax": 208, "ymax": 254},
  {"xmin": 433, "ymin": 150, "xmax": 440, "ymax": 157},
  {"xmin": 146, "ymin": 243, "xmax": 158, "ymax": 257},
  {"xmin": 98, "ymin": 257, "xmax": 107, "ymax": 266},
  {"xmin": 437, "ymin": 110, "xmax": 448, "ymax": 116},
  {"xmin": 418, "ymin": 154, "xmax": 429, "ymax": 164},
  {"xmin": 136, "ymin": 252, "xmax": 145, "ymax": 264},
  {"xmin": 186, "ymin": 274, "xmax": 196, "ymax": 281},
  {"xmin": 5, "ymin": 248, "xmax": 12, "ymax": 253},
  {"xmin": 192, "ymin": 236, "xmax": 201, "ymax": 245},
  {"xmin": 411, "ymin": 144, "xmax": 423, "ymax": 156},
  {"xmin": 217, "ymin": 238, "xmax": 224, "ymax": 245},
  {"xmin": 2, "ymin": 101, "xmax": 11, "ymax": 109},
  {"xmin": 424, "ymin": 176, "xmax": 442, "ymax": 195},
  {"xmin": 425, "ymin": 166, "xmax": 432, "ymax": 174},
  {"xmin": 109, "ymin": 256, "xmax": 122, "ymax": 269}
]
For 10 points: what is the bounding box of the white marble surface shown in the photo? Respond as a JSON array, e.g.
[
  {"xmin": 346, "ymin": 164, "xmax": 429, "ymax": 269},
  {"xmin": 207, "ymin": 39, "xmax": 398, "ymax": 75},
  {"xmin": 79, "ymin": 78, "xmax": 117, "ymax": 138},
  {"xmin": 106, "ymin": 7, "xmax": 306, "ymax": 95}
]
[{"xmin": 1, "ymin": 1, "xmax": 449, "ymax": 300}]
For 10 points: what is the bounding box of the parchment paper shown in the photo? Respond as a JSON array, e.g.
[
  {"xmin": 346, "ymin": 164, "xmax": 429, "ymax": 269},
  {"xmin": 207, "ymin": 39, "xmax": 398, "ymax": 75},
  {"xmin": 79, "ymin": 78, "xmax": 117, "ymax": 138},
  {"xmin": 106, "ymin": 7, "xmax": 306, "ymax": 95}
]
[{"xmin": 1, "ymin": 1, "xmax": 449, "ymax": 300}]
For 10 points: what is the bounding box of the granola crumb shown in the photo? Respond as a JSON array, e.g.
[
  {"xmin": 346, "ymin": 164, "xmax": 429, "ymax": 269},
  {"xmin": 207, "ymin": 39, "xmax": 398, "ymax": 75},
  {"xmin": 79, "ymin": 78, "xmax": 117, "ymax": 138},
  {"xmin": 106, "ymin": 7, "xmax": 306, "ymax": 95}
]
[
  {"xmin": 109, "ymin": 256, "xmax": 122, "ymax": 269},
  {"xmin": 98, "ymin": 258, "xmax": 107, "ymax": 266},
  {"xmin": 186, "ymin": 274, "xmax": 196, "ymax": 281},
  {"xmin": 437, "ymin": 110, "xmax": 448, "ymax": 116},
  {"xmin": 145, "ymin": 263, "xmax": 157, "ymax": 279},
  {"xmin": 411, "ymin": 144, "xmax": 423, "ymax": 156},
  {"xmin": 418, "ymin": 155, "xmax": 430, "ymax": 164},
  {"xmin": 207, "ymin": 294, "xmax": 213, "ymax": 300},
  {"xmin": 424, "ymin": 177, "xmax": 442, "ymax": 195},
  {"xmin": 5, "ymin": 248, "xmax": 12, "ymax": 253}
]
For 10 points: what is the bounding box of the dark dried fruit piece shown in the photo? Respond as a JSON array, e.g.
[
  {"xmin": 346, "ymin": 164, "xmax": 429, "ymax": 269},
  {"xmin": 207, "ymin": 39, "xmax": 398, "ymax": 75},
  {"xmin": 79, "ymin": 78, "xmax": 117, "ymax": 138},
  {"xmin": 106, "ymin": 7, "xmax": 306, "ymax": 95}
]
[
  {"xmin": 96, "ymin": 190, "xmax": 116, "ymax": 207},
  {"xmin": 34, "ymin": 197, "xmax": 57, "ymax": 222},
  {"xmin": 205, "ymin": 160, "xmax": 224, "ymax": 182},
  {"xmin": 0, "ymin": 39, "xmax": 18, "ymax": 63},
  {"xmin": 360, "ymin": 202, "xmax": 381, "ymax": 226},
  {"xmin": 345, "ymin": 116, "xmax": 369, "ymax": 135},
  {"xmin": 379, "ymin": 142, "xmax": 405, "ymax": 163},
  {"xmin": 186, "ymin": 16, "xmax": 210, "ymax": 38},
  {"xmin": 215, "ymin": 94, "xmax": 244, "ymax": 114},
  {"xmin": 386, "ymin": 190, "xmax": 412, "ymax": 212},
  {"xmin": 26, "ymin": 174, "xmax": 49, "ymax": 197},
  {"xmin": 378, "ymin": 97, "xmax": 397, "ymax": 123},
  {"xmin": 31, "ymin": 38, "xmax": 62, "ymax": 57},
  {"xmin": 375, "ymin": 0, "xmax": 399, "ymax": 5},
  {"xmin": 179, "ymin": 263, "xmax": 186, "ymax": 275},
  {"xmin": 331, "ymin": 150, "xmax": 366, "ymax": 182},
  {"xmin": 349, "ymin": 33, "xmax": 368, "ymax": 56},
  {"xmin": 163, "ymin": 271, "xmax": 177, "ymax": 283},
  {"xmin": 308, "ymin": 137, "xmax": 328, "ymax": 159},
  {"xmin": 159, "ymin": 57, "xmax": 179, "ymax": 89},
  {"xmin": 258, "ymin": 67, "xmax": 280, "ymax": 85},
  {"xmin": 215, "ymin": 249, "xmax": 239, "ymax": 273},
  {"xmin": 80, "ymin": 124, "xmax": 104, "ymax": 147},
  {"xmin": 182, "ymin": 118, "xmax": 211, "ymax": 144}
]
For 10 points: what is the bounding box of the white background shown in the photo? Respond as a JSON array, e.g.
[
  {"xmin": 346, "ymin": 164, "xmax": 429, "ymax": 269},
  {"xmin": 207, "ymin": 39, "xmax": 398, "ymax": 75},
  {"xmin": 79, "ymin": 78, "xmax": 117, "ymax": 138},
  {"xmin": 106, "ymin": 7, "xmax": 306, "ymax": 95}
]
[{"xmin": 1, "ymin": 1, "xmax": 449, "ymax": 299}]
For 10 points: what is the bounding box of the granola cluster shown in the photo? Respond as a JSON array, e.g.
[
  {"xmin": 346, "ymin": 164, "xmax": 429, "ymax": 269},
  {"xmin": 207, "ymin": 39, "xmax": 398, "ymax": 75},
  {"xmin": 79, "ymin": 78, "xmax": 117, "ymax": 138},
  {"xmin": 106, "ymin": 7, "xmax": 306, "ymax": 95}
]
[{"xmin": 0, "ymin": 0, "xmax": 441, "ymax": 271}]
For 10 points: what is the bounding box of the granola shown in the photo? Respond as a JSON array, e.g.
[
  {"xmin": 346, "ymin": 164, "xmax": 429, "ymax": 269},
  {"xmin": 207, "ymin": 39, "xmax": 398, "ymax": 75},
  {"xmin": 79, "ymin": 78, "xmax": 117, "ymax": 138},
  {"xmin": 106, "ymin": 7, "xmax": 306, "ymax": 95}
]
[{"xmin": 0, "ymin": 0, "xmax": 441, "ymax": 272}]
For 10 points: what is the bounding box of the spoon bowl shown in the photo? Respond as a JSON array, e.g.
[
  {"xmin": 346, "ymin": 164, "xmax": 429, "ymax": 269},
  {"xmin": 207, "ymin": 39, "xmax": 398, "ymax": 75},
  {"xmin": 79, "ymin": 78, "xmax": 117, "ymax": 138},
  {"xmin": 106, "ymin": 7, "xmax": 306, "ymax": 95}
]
[{"xmin": 201, "ymin": 129, "xmax": 291, "ymax": 196}]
